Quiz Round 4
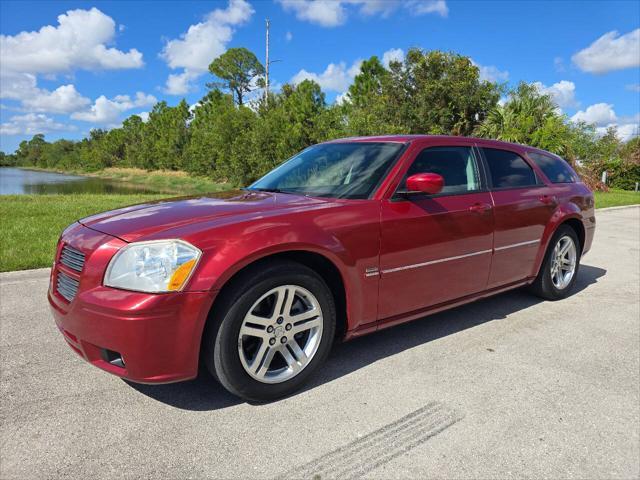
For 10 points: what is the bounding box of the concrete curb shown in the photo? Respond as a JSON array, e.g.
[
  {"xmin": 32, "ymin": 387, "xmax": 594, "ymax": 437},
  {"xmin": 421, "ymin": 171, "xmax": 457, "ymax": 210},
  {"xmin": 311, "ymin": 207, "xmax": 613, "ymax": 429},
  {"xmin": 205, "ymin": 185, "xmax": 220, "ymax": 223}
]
[
  {"xmin": 0, "ymin": 267, "xmax": 51, "ymax": 283},
  {"xmin": 0, "ymin": 205, "xmax": 637, "ymax": 278},
  {"xmin": 596, "ymin": 204, "xmax": 640, "ymax": 212}
]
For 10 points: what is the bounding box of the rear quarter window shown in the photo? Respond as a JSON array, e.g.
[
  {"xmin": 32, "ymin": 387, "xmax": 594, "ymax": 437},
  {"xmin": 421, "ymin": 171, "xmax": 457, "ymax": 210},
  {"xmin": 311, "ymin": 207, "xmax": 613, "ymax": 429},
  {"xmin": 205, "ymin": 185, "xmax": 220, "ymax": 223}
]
[{"xmin": 528, "ymin": 152, "xmax": 579, "ymax": 183}]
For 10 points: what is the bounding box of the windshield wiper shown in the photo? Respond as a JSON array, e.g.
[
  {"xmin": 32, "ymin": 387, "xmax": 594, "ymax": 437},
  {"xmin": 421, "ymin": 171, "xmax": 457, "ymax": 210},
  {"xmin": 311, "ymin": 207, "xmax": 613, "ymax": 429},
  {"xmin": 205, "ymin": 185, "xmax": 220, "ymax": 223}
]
[
  {"xmin": 251, "ymin": 187, "xmax": 281, "ymax": 193},
  {"xmin": 246, "ymin": 187, "xmax": 295, "ymax": 195}
]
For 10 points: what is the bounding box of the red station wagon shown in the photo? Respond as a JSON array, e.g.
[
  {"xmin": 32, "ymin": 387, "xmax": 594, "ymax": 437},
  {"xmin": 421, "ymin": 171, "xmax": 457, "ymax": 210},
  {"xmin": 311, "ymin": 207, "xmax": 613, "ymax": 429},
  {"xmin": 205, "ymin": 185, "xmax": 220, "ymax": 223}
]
[{"xmin": 49, "ymin": 135, "xmax": 596, "ymax": 402}]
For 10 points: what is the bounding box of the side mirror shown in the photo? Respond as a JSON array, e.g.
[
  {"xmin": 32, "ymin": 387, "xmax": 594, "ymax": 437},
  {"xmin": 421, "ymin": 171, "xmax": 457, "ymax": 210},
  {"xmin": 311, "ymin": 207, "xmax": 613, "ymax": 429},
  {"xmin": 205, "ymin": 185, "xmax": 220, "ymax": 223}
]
[{"xmin": 405, "ymin": 173, "xmax": 444, "ymax": 195}]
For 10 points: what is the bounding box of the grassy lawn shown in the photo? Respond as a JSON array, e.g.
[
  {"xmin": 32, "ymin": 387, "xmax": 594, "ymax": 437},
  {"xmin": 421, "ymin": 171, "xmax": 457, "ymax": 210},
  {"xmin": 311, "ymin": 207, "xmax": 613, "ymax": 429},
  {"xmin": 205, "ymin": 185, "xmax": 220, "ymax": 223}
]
[
  {"xmin": 0, "ymin": 194, "xmax": 166, "ymax": 272},
  {"xmin": 1, "ymin": 188, "xmax": 639, "ymax": 272},
  {"xmin": 594, "ymin": 188, "xmax": 640, "ymax": 209}
]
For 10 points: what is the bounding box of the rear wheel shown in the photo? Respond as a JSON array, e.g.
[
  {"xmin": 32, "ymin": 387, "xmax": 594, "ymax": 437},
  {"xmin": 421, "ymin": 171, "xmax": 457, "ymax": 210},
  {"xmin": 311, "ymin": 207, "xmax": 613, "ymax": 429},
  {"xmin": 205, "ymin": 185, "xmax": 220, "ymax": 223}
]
[
  {"xmin": 203, "ymin": 261, "xmax": 335, "ymax": 402},
  {"xmin": 530, "ymin": 225, "xmax": 581, "ymax": 300}
]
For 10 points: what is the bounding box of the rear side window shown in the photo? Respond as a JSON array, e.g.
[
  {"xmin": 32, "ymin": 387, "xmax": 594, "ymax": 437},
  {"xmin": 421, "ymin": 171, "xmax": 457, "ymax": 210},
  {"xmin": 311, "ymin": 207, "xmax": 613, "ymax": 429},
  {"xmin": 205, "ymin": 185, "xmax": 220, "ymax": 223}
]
[
  {"xmin": 482, "ymin": 148, "xmax": 539, "ymax": 189},
  {"xmin": 528, "ymin": 152, "xmax": 578, "ymax": 183},
  {"xmin": 401, "ymin": 146, "xmax": 481, "ymax": 195}
]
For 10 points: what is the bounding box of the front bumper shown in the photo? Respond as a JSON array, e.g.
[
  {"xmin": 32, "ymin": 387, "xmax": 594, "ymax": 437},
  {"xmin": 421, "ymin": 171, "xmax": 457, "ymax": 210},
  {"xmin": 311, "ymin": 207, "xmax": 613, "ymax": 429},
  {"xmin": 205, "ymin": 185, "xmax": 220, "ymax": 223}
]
[
  {"xmin": 49, "ymin": 288, "xmax": 214, "ymax": 383},
  {"xmin": 48, "ymin": 223, "xmax": 215, "ymax": 383}
]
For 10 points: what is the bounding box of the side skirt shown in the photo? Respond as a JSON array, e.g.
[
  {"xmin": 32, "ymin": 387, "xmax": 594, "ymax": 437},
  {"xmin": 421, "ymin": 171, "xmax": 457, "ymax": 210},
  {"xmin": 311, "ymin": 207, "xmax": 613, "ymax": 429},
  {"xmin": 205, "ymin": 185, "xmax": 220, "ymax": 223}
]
[{"xmin": 344, "ymin": 277, "xmax": 534, "ymax": 341}]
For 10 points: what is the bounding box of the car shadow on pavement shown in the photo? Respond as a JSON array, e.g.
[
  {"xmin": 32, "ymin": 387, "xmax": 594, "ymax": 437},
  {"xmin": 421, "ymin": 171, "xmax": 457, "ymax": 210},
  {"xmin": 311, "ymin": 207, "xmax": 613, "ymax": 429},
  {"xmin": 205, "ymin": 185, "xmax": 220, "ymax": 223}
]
[
  {"xmin": 124, "ymin": 372, "xmax": 243, "ymax": 410},
  {"xmin": 126, "ymin": 264, "xmax": 606, "ymax": 410}
]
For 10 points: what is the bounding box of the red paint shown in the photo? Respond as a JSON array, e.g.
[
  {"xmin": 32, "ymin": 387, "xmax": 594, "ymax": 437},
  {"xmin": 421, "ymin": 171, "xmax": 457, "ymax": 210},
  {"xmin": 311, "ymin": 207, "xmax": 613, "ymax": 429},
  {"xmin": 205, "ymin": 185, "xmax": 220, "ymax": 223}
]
[
  {"xmin": 49, "ymin": 135, "xmax": 595, "ymax": 383},
  {"xmin": 406, "ymin": 173, "xmax": 444, "ymax": 194}
]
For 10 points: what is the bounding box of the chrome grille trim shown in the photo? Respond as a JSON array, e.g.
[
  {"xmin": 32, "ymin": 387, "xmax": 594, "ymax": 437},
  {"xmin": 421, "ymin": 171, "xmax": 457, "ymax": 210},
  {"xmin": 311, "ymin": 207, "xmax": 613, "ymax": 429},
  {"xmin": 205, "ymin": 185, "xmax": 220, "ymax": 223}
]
[
  {"xmin": 60, "ymin": 245, "xmax": 85, "ymax": 272},
  {"xmin": 57, "ymin": 271, "xmax": 80, "ymax": 302}
]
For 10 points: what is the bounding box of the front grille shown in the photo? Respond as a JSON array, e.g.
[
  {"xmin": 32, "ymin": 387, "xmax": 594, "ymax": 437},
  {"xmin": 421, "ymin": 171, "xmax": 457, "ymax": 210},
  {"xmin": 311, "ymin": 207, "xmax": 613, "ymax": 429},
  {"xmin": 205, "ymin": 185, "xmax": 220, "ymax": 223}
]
[
  {"xmin": 57, "ymin": 271, "xmax": 80, "ymax": 302},
  {"xmin": 60, "ymin": 244, "xmax": 85, "ymax": 272}
]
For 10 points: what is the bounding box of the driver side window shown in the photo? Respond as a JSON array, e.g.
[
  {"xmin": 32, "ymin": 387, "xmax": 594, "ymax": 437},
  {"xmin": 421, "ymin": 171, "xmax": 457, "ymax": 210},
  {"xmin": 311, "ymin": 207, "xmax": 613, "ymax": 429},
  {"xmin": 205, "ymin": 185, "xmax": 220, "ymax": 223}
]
[{"xmin": 401, "ymin": 146, "xmax": 481, "ymax": 195}]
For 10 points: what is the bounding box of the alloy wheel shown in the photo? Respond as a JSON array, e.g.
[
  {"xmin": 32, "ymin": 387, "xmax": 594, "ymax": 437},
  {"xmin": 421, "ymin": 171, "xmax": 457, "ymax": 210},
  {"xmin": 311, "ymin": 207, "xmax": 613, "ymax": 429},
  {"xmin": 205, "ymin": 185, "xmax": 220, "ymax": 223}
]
[
  {"xmin": 550, "ymin": 235, "xmax": 577, "ymax": 290},
  {"xmin": 237, "ymin": 285, "xmax": 323, "ymax": 384}
]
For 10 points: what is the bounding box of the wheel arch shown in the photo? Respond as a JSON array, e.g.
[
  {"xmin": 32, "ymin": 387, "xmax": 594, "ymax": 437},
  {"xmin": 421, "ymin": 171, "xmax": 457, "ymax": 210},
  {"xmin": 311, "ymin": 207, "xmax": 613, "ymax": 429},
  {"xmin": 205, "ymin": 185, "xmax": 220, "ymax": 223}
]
[
  {"xmin": 200, "ymin": 249, "xmax": 349, "ymax": 356},
  {"xmin": 561, "ymin": 217, "xmax": 586, "ymax": 254},
  {"xmin": 532, "ymin": 206, "xmax": 586, "ymax": 279}
]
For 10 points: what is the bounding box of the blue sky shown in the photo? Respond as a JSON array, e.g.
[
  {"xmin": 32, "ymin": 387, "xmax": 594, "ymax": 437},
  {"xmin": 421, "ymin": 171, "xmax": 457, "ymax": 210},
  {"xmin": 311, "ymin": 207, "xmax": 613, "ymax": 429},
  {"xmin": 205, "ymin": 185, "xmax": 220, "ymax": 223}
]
[{"xmin": 1, "ymin": 0, "xmax": 639, "ymax": 153}]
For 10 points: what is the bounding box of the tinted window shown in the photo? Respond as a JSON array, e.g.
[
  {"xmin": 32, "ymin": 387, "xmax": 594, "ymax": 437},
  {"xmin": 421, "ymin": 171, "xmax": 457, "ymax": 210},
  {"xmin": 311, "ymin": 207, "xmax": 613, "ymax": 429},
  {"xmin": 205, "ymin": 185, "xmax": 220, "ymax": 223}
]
[
  {"xmin": 400, "ymin": 146, "xmax": 480, "ymax": 195},
  {"xmin": 250, "ymin": 142, "xmax": 404, "ymax": 199},
  {"xmin": 483, "ymin": 148, "xmax": 539, "ymax": 188},
  {"xmin": 528, "ymin": 152, "xmax": 578, "ymax": 183}
]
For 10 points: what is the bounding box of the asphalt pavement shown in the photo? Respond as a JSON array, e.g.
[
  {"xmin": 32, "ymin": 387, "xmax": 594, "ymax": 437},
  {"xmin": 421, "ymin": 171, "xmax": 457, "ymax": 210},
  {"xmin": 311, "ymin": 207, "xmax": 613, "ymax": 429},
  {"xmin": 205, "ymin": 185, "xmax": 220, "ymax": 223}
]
[{"xmin": 1, "ymin": 206, "xmax": 638, "ymax": 479}]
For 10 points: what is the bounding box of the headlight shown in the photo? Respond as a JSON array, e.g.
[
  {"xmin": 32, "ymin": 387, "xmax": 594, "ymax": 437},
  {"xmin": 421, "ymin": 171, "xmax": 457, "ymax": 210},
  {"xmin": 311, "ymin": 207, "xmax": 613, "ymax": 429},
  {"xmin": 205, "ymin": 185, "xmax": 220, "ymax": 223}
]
[{"xmin": 104, "ymin": 240, "xmax": 201, "ymax": 293}]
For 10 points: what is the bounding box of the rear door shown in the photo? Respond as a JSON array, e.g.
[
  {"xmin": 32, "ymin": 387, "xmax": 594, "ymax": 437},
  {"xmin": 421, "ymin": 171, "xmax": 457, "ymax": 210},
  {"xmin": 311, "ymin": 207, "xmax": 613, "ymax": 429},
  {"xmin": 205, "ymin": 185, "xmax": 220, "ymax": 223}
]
[
  {"xmin": 480, "ymin": 146, "xmax": 556, "ymax": 288},
  {"xmin": 378, "ymin": 144, "xmax": 494, "ymax": 320}
]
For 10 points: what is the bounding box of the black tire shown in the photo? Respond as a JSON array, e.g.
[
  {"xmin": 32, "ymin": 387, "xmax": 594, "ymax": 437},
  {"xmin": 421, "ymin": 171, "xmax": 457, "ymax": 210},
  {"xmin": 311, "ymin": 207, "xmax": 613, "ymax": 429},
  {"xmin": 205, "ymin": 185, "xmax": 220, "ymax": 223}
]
[
  {"xmin": 529, "ymin": 225, "xmax": 581, "ymax": 300},
  {"xmin": 202, "ymin": 260, "xmax": 336, "ymax": 402}
]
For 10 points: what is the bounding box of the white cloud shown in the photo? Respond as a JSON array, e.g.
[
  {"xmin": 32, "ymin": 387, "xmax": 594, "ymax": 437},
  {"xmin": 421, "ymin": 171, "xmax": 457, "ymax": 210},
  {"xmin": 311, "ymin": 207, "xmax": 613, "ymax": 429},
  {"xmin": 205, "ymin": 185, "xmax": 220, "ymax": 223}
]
[
  {"xmin": 335, "ymin": 91, "xmax": 350, "ymax": 105},
  {"xmin": 278, "ymin": 0, "xmax": 447, "ymax": 27},
  {"xmin": 0, "ymin": 71, "xmax": 91, "ymax": 114},
  {"xmin": 292, "ymin": 59, "xmax": 362, "ymax": 92},
  {"xmin": 348, "ymin": 59, "xmax": 364, "ymax": 78},
  {"xmin": 382, "ymin": 48, "xmax": 405, "ymax": 68},
  {"xmin": 0, "ymin": 113, "xmax": 75, "ymax": 135},
  {"xmin": 278, "ymin": 0, "xmax": 346, "ymax": 27},
  {"xmin": 615, "ymin": 123, "xmax": 639, "ymax": 141},
  {"xmin": 572, "ymin": 29, "xmax": 640, "ymax": 74},
  {"xmin": 0, "ymin": 7, "xmax": 151, "ymax": 126},
  {"xmin": 0, "ymin": 7, "xmax": 143, "ymax": 75},
  {"xmin": 571, "ymin": 103, "xmax": 617, "ymax": 125},
  {"xmin": 533, "ymin": 80, "xmax": 578, "ymax": 109},
  {"xmin": 286, "ymin": 31, "xmax": 293, "ymax": 42},
  {"xmin": 0, "ymin": 72, "xmax": 38, "ymax": 100},
  {"xmin": 626, "ymin": 83, "xmax": 640, "ymax": 93},
  {"xmin": 161, "ymin": 0, "xmax": 254, "ymax": 94},
  {"xmin": 164, "ymin": 71, "xmax": 201, "ymax": 96},
  {"xmin": 23, "ymin": 85, "xmax": 91, "ymax": 114},
  {"xmin": 289, "ymin": 48, "xmax": 401, "ymax": 101},
  {"xmin": 571, "ymin": 103, "xmax": 638, "ymax": 141},
  {"xmin": 71, "ymin": 92, "xmax": 156, "ymax": 123},
  {"xmin": 409, "ymin": 0, "xmax": 448, "ymax": 16},
  {"xmin": 472, "ymin": 61, "xmax": 509, "ymax": 83}
]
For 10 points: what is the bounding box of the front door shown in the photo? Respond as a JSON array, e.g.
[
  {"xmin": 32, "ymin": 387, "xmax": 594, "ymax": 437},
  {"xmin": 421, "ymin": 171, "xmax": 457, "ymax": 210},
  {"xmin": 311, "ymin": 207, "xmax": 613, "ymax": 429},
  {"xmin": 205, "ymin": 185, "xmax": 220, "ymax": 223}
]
[{"xmin": 378, "ymin": 145, "xmax": 494, "ymax": 320}]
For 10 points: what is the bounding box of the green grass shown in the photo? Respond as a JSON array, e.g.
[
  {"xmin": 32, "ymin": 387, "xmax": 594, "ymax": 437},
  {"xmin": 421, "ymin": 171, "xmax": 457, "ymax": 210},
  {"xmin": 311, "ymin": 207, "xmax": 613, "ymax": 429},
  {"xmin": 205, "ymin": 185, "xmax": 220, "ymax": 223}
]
[
  {"xmin": 594, "ymin": 188, "xmax": 640, "ymax": 209},
  {"xmin": 1, "ymin": 188, "xmax": 639, "ymax": 272},
  {"xmin": 0, "ymin": 194, "xmax": 166, "ymax": 272}
]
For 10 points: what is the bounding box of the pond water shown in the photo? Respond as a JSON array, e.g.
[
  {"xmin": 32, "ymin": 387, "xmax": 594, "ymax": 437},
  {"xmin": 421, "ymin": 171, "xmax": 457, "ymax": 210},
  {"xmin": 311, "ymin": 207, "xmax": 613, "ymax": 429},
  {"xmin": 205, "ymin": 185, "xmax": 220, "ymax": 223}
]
[{"xmin": 0, "ymin": 167, "xmax": 159, "ymax": 195}]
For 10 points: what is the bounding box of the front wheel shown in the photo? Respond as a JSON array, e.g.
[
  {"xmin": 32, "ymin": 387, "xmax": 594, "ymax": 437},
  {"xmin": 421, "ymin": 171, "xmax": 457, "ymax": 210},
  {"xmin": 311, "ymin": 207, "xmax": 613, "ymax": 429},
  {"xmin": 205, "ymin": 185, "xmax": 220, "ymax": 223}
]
[
  {"xmin": 203, "ymin": 261, "xmax": 336, "ymax": 402},
  {"xmin": 529, "ymin": 225, "xmax": 581, "ymax": 300}
]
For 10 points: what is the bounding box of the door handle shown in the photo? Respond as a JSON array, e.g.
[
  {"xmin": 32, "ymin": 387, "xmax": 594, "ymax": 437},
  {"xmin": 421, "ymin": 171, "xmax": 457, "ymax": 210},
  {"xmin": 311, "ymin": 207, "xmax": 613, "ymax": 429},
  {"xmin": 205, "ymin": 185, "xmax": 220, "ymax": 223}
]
[
  {"xmin": 539, "ymin": 195, "xmax": 557, "ymax": 206},
  {"xmin": 469, "ymin": 202, "xmax": 492, "ymax": 213}
]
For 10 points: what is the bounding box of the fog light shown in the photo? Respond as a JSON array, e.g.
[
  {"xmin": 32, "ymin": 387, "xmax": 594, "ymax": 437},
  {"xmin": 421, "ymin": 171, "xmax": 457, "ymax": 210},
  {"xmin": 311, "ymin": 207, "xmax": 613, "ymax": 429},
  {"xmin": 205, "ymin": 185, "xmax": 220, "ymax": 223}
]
[{"xmin": 101, "ymin": 348, "xmax": 125, "ymax": 368}]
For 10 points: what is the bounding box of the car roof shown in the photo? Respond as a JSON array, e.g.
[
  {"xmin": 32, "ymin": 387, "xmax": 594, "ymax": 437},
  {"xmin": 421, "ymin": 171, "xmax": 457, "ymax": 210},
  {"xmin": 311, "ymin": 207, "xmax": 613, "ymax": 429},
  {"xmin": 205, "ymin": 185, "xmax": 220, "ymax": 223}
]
[{"xmin": 325, "ymin": 134, "xmax": 548, "ymax": 154}]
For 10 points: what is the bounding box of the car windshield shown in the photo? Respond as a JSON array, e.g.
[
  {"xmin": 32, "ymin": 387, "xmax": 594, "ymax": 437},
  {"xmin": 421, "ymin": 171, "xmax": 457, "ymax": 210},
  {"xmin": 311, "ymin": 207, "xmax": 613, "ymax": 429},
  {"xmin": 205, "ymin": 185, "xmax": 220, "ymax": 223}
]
[{"xmin": 248, "ymin": 142, "xmax": 405, "ymax": 199}]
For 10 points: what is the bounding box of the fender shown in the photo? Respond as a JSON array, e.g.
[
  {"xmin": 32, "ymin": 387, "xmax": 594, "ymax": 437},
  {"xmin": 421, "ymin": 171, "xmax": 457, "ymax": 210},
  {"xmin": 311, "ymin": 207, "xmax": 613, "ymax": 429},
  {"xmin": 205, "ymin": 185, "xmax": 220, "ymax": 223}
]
[
  {"xmin": 531, "ymin": 201, "xmax": 583, "ymax": 278},
  {"xmin": 183, "ymin": 200, "xmax": 382, "ymax": 337}
]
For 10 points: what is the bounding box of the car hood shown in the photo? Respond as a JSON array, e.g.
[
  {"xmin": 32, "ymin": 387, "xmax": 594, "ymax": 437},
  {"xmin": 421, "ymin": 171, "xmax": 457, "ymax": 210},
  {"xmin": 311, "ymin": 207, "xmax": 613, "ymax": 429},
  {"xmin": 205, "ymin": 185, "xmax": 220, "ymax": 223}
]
[{"xmin": 79, "ymin": 190, "xmax": 334, "ymax": 242}]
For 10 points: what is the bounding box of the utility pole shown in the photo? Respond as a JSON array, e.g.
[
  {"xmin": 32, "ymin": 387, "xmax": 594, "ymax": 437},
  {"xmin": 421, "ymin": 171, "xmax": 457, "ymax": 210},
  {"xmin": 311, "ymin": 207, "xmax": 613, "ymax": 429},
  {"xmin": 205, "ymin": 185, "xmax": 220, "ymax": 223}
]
[{"xmin": 265, "ymin": 18, "xmax": 270, "ymax": 102}]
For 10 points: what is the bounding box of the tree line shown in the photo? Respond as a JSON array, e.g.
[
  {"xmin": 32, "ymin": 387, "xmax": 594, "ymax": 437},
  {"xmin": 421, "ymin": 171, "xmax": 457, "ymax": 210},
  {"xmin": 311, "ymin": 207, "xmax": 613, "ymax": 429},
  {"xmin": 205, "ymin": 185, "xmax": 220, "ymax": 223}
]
[{"xmin": 2, "ymin": 47, "xmax": 638, "ymax": 190}]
